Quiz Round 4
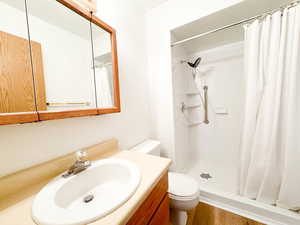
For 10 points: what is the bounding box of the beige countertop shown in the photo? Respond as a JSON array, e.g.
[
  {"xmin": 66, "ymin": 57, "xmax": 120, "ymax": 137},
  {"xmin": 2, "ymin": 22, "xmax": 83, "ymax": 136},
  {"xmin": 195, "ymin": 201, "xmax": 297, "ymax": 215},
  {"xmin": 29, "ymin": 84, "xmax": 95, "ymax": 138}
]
[{"xmin": 0, "ymin": 150, "xmax": 171, "ymax": 225}]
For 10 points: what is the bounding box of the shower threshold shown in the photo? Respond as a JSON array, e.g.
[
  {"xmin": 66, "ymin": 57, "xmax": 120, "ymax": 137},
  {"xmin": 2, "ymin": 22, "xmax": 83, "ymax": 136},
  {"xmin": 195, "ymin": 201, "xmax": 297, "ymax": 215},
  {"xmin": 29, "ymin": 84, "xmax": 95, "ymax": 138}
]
[{"xmin": 187, "ymin": 163, "xmax": 300, "ymax": 225}]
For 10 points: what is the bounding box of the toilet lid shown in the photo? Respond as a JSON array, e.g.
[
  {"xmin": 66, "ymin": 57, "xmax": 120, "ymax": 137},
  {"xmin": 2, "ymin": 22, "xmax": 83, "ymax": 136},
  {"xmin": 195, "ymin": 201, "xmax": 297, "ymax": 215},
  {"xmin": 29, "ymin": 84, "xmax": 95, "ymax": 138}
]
[{"xmin": 168, "ymin": 172, "xmax": 200, "ymax": 198}]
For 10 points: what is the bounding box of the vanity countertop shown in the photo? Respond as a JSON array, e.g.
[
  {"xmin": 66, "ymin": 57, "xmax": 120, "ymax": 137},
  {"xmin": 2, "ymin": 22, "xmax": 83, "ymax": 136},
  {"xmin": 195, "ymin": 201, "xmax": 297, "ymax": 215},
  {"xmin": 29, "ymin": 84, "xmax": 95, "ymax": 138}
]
[{"xmin": 0, "ymin": 150, "xmax": 171, "ymax": 225}]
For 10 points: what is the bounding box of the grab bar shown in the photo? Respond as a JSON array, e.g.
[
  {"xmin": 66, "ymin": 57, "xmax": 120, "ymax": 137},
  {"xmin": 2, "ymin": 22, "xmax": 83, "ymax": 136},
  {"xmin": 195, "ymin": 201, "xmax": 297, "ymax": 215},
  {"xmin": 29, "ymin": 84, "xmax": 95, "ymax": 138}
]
[
  {"xmin": 181, "ymin": 85, "xmax": 209, "ymax": 125},
  {"xmin": 203, "ymin": 86, "xmax": 209, "ymax": 124}
]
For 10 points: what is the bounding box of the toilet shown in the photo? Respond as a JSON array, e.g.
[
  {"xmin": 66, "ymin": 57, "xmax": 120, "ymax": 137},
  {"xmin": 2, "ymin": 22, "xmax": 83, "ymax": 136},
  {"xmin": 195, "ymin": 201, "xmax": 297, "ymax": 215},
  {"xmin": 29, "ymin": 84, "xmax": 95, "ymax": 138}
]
[{"xmin": 130, "ymin": 140, "xmax": 200, "ymax": 225}]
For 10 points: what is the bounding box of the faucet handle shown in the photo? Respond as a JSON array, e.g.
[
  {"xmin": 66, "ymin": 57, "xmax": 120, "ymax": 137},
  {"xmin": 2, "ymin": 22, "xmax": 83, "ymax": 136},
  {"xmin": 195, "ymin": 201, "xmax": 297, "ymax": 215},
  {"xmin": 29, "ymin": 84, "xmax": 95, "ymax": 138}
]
[{"xmin": 76, "ymin": 150, "xmax": 87, "ymax": 161}]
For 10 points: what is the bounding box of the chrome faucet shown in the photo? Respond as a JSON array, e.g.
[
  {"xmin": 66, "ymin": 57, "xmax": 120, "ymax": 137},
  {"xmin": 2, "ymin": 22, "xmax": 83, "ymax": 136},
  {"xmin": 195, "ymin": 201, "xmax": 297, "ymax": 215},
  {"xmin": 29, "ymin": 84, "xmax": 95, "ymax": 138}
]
[{"xmin": 62, "ymin": 151, "xmax": 91, "ymax": 178}]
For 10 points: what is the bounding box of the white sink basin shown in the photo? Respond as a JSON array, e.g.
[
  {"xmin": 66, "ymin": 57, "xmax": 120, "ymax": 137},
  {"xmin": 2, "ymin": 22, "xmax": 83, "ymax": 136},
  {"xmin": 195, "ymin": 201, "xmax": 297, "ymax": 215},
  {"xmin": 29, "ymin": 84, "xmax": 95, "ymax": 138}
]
[{"xmin": 32, "ymin": 158, "xmax": 141, "ymax": 225}]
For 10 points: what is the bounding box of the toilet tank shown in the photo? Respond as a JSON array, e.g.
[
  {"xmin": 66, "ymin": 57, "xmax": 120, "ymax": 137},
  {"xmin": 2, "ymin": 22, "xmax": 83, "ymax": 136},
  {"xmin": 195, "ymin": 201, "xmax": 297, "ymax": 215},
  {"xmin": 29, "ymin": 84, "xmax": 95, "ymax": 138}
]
[{"xmin": 130, "ymin": 140, "xmax": 161, "ymax": 156}]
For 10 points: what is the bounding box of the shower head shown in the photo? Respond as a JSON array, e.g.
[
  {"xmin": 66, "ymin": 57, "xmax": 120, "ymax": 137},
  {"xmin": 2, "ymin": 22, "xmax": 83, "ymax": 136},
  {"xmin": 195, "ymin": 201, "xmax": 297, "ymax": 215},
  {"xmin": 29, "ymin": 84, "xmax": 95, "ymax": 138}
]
[{"xmin": 187, "ymin": 57, "xmax": 202, "ymax": 68}]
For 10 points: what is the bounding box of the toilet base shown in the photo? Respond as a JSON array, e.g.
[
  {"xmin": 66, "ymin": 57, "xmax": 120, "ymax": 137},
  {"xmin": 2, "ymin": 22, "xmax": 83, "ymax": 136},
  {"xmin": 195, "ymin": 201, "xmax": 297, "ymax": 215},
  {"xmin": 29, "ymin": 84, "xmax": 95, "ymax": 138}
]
[
  {"xmin": 170, "ymin": 207, "xmax": 196, "ymax": 225},
  {"xmin": 170, "ymin": 208, "xmax": 187, "ymax": 225}
]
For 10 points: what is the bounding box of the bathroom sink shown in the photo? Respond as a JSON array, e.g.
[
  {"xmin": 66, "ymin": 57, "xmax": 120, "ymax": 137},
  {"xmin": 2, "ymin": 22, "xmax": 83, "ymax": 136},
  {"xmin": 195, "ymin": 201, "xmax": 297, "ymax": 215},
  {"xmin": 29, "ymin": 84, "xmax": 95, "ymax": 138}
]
[{"xmin": 32, "ymin": 158, "xmax": 141, "ymax": 225}]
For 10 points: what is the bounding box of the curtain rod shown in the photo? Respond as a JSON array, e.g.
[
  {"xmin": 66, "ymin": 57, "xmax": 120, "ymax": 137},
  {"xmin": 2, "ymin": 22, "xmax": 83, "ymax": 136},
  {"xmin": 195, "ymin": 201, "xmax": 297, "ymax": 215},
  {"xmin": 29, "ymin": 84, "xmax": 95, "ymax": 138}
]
[{"xmin": 171, "ymin": 0, "xmax": 299, "ymax": 47}]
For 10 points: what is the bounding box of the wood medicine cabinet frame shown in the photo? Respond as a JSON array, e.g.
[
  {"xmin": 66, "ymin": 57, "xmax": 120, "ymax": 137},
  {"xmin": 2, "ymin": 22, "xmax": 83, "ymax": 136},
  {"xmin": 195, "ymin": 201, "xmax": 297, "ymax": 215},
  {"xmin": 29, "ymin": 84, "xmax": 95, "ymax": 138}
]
[
  {"xmin": 73, "ymin": 0, "xmax": 97, "ymax": 13},
  {"xmin": 0, "ymin": 0, "xmax": 120, "ymax": 125}
]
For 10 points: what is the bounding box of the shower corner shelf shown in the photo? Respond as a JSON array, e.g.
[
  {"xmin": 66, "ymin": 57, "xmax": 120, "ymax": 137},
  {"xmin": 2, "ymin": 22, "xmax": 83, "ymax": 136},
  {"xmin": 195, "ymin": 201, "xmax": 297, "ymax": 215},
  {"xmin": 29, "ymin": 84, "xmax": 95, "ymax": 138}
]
[
  {"xmin": 183, "ymin": 104, "xmax": 201, "ymax": 110},
  {"xmin": 188, "ymin": 121, "xmax": 203, "ymax": 127},
  {"xmin": 94, "ymin": 52, "xmax": 112, "ymax": 63}
]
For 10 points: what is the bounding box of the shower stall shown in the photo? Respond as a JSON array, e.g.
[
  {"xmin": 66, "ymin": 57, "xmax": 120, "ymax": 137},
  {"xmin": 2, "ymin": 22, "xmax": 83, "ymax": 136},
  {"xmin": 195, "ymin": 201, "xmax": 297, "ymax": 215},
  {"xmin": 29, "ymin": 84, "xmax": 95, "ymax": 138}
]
[{"xmin": 170, "ymin": 0, "xmax": 300, "ymax": 224}]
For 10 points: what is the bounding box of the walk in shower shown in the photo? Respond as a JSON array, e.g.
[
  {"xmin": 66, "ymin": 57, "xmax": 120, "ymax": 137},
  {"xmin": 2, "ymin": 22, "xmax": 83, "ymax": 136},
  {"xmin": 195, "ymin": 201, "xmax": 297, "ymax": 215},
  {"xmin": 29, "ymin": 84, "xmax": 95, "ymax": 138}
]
[{"xmin": 171, "ymin": 0, "xmax": 300, "ymax": 224}]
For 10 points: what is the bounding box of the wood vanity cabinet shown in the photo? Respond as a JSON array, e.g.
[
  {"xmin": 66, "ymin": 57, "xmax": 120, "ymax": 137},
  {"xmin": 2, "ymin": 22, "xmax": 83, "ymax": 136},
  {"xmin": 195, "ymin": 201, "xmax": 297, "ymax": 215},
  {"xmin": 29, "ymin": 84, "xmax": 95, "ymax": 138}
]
[{"xmin": 126, "ymin": 172, "xmax": 169, "ymax": 225}]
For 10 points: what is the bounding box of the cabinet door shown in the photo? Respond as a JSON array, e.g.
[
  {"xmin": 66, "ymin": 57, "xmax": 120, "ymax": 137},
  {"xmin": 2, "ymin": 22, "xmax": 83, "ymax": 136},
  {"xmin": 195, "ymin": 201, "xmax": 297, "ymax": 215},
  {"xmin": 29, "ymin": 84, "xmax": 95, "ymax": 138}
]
[
  {"xmin": 148, "ymin": 195, "xmax": 169, "ymax": 225},
  {"xmin": 126, "ymin": 173, "xmax": 168, "ymax": 225},
  {"xmin": 91, "ymin": 16, "xmax": 120, "ymax": 115},
  {"xmin": 26, "ymin": 0, "xmax": 98, "ymax": 121},
  {"xmin": 0, "ymin": 0, "xmax": 39, "ymax": 125}
]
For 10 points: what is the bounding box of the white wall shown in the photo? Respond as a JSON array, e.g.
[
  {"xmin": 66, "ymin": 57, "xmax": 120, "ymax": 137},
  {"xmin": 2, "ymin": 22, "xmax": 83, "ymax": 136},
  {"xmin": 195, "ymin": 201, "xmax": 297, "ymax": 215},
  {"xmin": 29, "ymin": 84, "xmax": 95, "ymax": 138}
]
[
  {"xmin": 146, "ymin": 0, "xmax": 244, "ymax": 170},
  {"xmin": 0, "ymin": 0, "xmax": 151, "ymax": 177}
]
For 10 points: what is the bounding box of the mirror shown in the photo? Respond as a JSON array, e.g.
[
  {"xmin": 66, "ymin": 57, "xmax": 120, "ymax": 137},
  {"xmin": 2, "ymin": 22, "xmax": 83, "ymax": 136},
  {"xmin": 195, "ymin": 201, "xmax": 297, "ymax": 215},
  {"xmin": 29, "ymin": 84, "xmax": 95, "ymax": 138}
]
[
  {"xmin": 91, "ymin": 23, "xmax": 115, "ymax": 109},
  {"xmin": 0, "ymin": 0, "xmax": 120, "ymax": 125},
  {"xmin": 26, "ymin": 0, "xmax": 97, "ymax": 118},
  {"xmin": 0, "ymin": 0, "xmax": 38, "ymax": 119}
]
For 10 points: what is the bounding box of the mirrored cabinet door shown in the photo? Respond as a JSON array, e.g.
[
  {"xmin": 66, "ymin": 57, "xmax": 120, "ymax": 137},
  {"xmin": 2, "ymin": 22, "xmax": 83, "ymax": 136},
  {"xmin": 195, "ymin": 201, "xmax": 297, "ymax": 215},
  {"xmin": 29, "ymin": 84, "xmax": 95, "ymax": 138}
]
[
  {"xmin": 0, "ymin": 0, "xmax": 38, "ymax": 124},
  {"xmin": 0, "ymin": 0, "xmax": 121, "ymax": 125},
  {"xmin": 91, "ymin": 21, "xmax": 120, "ymax": 111},
  {"xmin": 26, "ymin": 0, "xmax": 98, "ymax": 120}
]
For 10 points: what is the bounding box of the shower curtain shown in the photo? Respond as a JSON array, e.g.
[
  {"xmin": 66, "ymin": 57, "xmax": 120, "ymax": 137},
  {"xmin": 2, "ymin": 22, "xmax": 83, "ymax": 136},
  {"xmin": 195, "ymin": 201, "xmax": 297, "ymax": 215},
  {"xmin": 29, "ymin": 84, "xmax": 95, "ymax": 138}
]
[{"xmin": 240, "ymin": 5, "xmax": 300, "ymax": 210}]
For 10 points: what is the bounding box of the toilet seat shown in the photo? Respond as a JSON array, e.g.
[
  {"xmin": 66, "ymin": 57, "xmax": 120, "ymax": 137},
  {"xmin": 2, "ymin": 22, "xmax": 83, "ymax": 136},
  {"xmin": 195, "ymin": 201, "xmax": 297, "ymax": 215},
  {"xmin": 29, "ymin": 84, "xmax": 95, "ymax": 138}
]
[
  {"xmin": 168, "ymin": 172, "xmax": 200, "ymax": 201},
  {"xmin": 169, "ymin": 192, "xmax": 199, "ymax": 201}
]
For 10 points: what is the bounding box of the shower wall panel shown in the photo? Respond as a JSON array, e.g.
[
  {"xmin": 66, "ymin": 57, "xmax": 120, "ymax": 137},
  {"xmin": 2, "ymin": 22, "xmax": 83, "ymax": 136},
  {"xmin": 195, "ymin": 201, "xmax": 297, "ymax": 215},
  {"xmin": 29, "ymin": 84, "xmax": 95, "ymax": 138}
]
[{"xmin": 188, "ymin": 41, "xmax": 245, "ymax": 180}]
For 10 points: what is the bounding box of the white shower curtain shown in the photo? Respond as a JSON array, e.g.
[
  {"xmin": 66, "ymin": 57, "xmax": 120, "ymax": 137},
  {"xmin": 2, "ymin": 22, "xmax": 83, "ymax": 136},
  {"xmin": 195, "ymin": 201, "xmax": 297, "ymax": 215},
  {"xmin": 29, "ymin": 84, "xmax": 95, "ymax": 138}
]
[{"xmin": 240, "ymin": 5, "xmax": 300, "ymax": 210}]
